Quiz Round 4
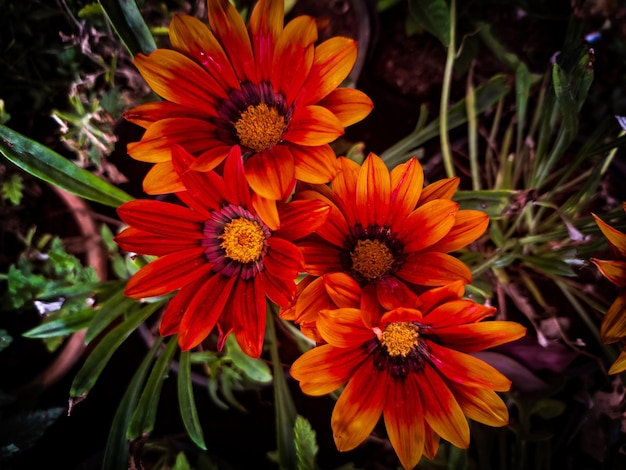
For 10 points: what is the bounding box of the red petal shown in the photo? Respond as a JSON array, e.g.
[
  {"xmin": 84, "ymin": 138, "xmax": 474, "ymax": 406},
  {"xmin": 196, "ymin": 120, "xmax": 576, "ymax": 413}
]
[
  {"xmin": 159, "ymin": 274, "xmax": 209, "ymax": 336},
  {"xmin": 397, "ymin": 252, "xmax": 472, "ymax": 286},
  {"xmin": 317, "ymin": 308, "xmax": 372, "ymax": 348},
  {"xmin": 115, "ymin": 227, "xmax": 200, "ymax": 256},
  {"xmin": 427, "ymin": 342, "xmax": 512, "ymax": 391},
  {"xmin": 208, "ymin": 0, "xmax": 257, "ymax": 83},
  {"xmin": 127, "ymin": 118, "xmax": 217, "ymax": 163},
  {"xmin": 323, "ymin": 272, "xmax": 361, "ymax": 309},
  {"xmin": 259, "ymin": 269, "xmax": 296, "ymax": 307},
  {"xmin": 292, "ymin": 276, "xmax": 336, "ymax": 323},
  {"xmin": 125, "ymin": 248, "xmax": 210, "ymax": 298},
  {"xmin": 124, "ymin": 101, "xmax": 211, "ymax": 128},
  {"xmin": 423, "ymin": 299, "xmax": 496, "ymax": 327},
  {"xmin": 419, "ymin": 363, "xmax": 469, "ymax": 449},
  {"xmin": 600, "ymin": 289, "xmax": 626, "ymax": 342},
  {"xmin": 134, "ymin": 50, "xmax": 224, "ymax": 112},
  {"xmin": 447, "ymin": 382, "xmax": 509, "ymax": 427},
  {"xmin": 117, "ymin": 200, "xmax": 205, "ymax": 237},
  {"xmin": 419, "ymin": 177, "xmax": 459, "ymax": 204},
  {"xmin": 591, "ymin": 258, "xmax": 626, "ymax": 287},
  {"xmin": 387, "ymin": 158, "xmax": 423, "ymax": 225},
  {"xmin": 271, "ymin": 15, "xmax": 317, "ymax": 104},
  {"xmin": 142, "ymin": 161, "xmax": 184, "ymax": 195},
  {"xmin": 264, "ymin": 237, "xmax": 304, "ymax": 279},
  {"xmin": 189, "ymin": 145, "xmax": 231, "ymax": 172},
  {"xmin": 376, "ymin": 277, "xmax": 421, "ymax": 310},
  {"xmin": 318, "ymin": 88, "xmax": 373, "ymax": 127},
  {"xmin": 245, "ymin": 146, "xmax": 295, "ymax": 200},
  {"xmin": 169, "ymin": 14, "xmax": 239, "ymax": 91},
  {"xmin": 397, "ymin": 199, "xmax": 458, "ymax": 252},
  {"xmin": 178, "ymin": 273, "xmax": 237, "ymax": 350},
  {"xmin": 297, "ymin": 37, "xmax": 357, "ymax": 106},
  {"xmin": 593, "ymin": 213, "xmax": 626, "ymax": 258},
  {"xmin": 434, "ymin": 322, "xmax": 527, "ymax": 352},
  {"xmin": 231, "ymin": 278, "xmax": 267, "ymax": 358},
  {"xmin": 291, "ymin": 143, "xmax": 339, "ymax": 184},
  {"xmin": 429, "ymin": 210, "xmax": 490, "ymax": 253},
  {"xmin": 248, "ymin": 0, "xmax": 283, "ymax": 82},
  {"xmin": 294, "ymin": 189, "xmax": 348, "ymax": 246},
  {"xmin": 290, "ymin": 344, "xmax": 364, "ymax": 395},
  {"xmin": 383, "ymin": 373, "xmax": 425, "ymax": 470},
  {"xmin": 274, "ymin": 199, "xmax": 330, "ymax": 241},
  {"xmin": 356, "ymin": 153, "xmax": 390, "ymax": 228},
  {"xmin": 331, "ymin": 362, "xmax": 387, "ymax": 451},
  {"xmin": 299, "ymin": 241, "xmax": 342, "ymax": 276},
  {"xmin": 282, "ymin": 105, "xmax": 344, "ymax": 146}
]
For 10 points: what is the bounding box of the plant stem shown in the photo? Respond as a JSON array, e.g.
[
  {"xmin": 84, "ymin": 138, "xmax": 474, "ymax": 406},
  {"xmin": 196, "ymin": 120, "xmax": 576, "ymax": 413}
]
[{"xmin": 440, "ymin": 0, "xmax": 457, "ymax": 179}]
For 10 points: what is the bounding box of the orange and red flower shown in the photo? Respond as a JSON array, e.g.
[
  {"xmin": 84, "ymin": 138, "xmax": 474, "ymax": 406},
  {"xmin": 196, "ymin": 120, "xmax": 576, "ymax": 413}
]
[
  {"xmin": 291, "ymin": 281, "xmax": 526, "ymax": 469},
  {"xmin": 283, "ymin": 152, "xmax": 489, "ymax": 339},
  {"xmin": 114, "ymin": 144, "xmax": 329, "ymax": 357},
  {"xmin": 591, "ymin": 202, "xmax": 626, "ymax": 374},
  {"xmin": 124, "ymin": 0, "xmax": 373, "ymax": 198}
]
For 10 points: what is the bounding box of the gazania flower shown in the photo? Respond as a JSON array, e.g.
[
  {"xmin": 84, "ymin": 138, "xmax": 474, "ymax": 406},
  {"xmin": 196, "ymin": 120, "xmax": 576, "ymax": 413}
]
[
  {"xmin": 591, "ymin": 203, "xmax": 626, "ymax": 374},
  {"xmin": 291, "ymin": 281, "xmax": 526, "ymax": 470},
  {"xmin": 114, "ymin": 145, "xmax": 329, "ymax": 358},
  {"xmin": 283, "ymin": 152, "xmax": 489, "ymax": 338},
  {"xmin": 124, "ymin": 0, "xmax": 373, "ymax": 198}
]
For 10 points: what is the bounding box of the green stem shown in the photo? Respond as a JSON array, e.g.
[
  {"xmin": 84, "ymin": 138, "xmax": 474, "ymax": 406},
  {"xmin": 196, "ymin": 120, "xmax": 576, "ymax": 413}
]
[{"xmin": 440, "ymin": 0, "xmax": 457, "ymax": 178}]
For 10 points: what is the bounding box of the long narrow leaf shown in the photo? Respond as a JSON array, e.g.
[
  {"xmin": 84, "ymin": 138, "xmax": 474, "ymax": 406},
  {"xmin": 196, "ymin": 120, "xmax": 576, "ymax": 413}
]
[
  {"xmin": 102, "ymin": 337, "xmax": 163, "ymax": 470},
  {"xmin": 127, "ymin": 336, "xmax": 178, "ymax": 439},
  {"xmin": 177, "ymin": 350, "xmax": 207, "ymax": 450},
  {"xmin": 380, "ymin": 75, "xmax": 510, "ymax": 167},
  {"xmin": 98, "ymin": 0, "xmax": 156, "ymax": 57},
  {"xmin": 0, "ymin": 125, "xmax": 133, "ymax": 208},
  {"xmin": 23, "ymin": 308, "xmax": 96, "ymax": 339},
  {"xmin": 85, "ymin": 288, "xmax": 139, "ymax": 344},
  {"xmin": 70, "ymin": 300, "xmax": 164, "ymax": 398}
]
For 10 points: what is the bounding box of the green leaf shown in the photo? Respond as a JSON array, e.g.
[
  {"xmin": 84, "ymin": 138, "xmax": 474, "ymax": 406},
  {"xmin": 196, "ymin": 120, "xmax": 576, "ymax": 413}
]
[
  {"xmin": 267, "ymin": 308, "xmax": 297, "ymax": 470},
  {"xmin": 172, "ymin": 452, "xmax": 192, "ymax": 470},
  {"xmin": 0, "ymin": 125, "xmax": 133, "ymax": 208},
  {"xmin": 407, "ymin": 0, "xmax": 451, "ymax": 46},
  {"xmin": 294, "ymin": 416, "xmax": 319, "ymax": 470},
  {"xmin": 2, "ymin": 172, "xmax": 24, "ymax": 205},
  {"xmin": 85, "ymin": 287, "xmax": 138, "ymax": 344},
  {"xmin": 530, "ymin": 398, "xmax": 566, "ymax": 419},
  {"xmin": 380, "ymin": 75, "xmax": 511, "ymax": 167},
  {"xmin": 522, "ymin": 255, "xmax": 577, "ymax": 277},
  {"xmin": 98, "ymin": 0, "xmax": 157, "ymax": 56},
  {"xmin": 177, "ymin": 350, "xmax": 207, "ymax": 450},
  {"xmin": 454, "ymin": 189, "xmax": 516, "ymax": 220},
  {"xmin": 552, "ymin": 63, "xmax": 578, "ymax": 136},
  {"xmin": 102, "ymin": 337, "xmax": 162, "ymax": 470},
  {"xmin": 23, "ymin": 308, "xmax": 96, "ymax": 338},
  {"xmin": 70, "ymin": 300, "xmax": 164, "ymax": 398},
  {"xmin": 0, "ymin": 329, "xmax": 13, "ymax": 352},
  {"xmin": 225, "ymin": 334, "xmax": 272, "ymax": 384},
  {"xmin": 127, "ymin": 337, "xmax": 178, "ymax": 439}
]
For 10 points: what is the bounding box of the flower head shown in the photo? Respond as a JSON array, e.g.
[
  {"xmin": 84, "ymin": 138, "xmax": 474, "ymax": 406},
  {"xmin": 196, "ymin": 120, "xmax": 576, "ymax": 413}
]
[
  {"xmin": 114, "ymin": 145, "xmax": 330, "ymax": 357},
  {"xmin": 124, "ymin": 0, "xmax": 373, "ymax": 198},
  {"xmin": 283, "ymin": 152, "xmax": 489, "ymax": 339},
  {"xmin": 291, "ymin": 281, "xmax": 526, "ymax": 469},
  {"xmin": 591, "ymin": 202, "xmax": 626, "ymax": 374}
]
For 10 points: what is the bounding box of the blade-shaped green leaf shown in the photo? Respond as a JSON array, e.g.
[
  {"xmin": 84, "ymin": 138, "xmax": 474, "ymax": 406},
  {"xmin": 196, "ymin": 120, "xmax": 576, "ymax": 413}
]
[
  {"xmin": 23, "ymin": 308, "xmax": 96, "ymax": 339},
  {"xmin": 454, "ymin": 189, "xmax": 516, "ymax": 219},
  {"xmin": 102, "ymin": 337, "xmax": 162, "ymax": 470},
  {"xmin": 85, "ymin": 288, "xmax": 139, "ymax": 344},
  {"xmin": 407, "ymin": 0, "xmax": 451, "ymax": 46},
  {"xmin": 70, "ymin": 300, "xmax": 164, "ymax": 398},
  {"xmin": 0, "ymin": 125, "xmax": 133, "ymax": 208},
  {"xmin": 177, "ymin": 350, "xmax": 207, "ymax": 450},
  {"xmin": 98, "ymin": 0, "xmax": 156, "ymax": 56},
  {"xmin": 127, "ymin": 336, "xmax": 178, "ymax": 439},
  {"xmin": 380, "ymin": 75, "xmax": 511, "ymax": 167}
]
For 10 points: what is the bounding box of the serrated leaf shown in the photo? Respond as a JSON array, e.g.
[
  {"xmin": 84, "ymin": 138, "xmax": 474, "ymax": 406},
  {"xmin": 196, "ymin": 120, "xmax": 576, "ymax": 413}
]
[
  {"xmin": 102, "ymin": 337, "xmax": 162, "ymax": 470},
  {"xmin": 0, "ymin": 124, "xmax": 133, "ymax": 208},
  {"xmin": 177, "ymin": 350, "xmax": 207, "ymax": 450},
  {"xmin": 2, "ymin": 172, "xmax": 24, "ymax": 205},
  {"xmin": 294, "ymin": 416, "xmax": 318, "ymax": 470},
  {"xmin": 127, "ymin": 336, "xmax": 178, "ymax": 439}
]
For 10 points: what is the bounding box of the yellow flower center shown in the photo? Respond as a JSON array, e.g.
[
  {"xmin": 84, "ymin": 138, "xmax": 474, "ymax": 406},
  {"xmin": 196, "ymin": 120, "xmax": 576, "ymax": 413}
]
[
  {"xmin": 220, "ymin": 218, "xmax": 266, "ymax": 263},
  {"xmin": 381, "ymin": 322, "xmax": 419, "ymax": 357},
  {"xmin": 234, "ymin": 103, "xmax": 286, "ymax": 152},
  {"xmin": 350, "ymin": 239, "xmax": 395, "ymax": 280}
]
